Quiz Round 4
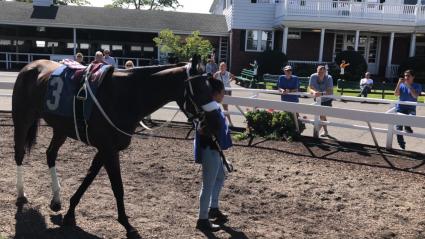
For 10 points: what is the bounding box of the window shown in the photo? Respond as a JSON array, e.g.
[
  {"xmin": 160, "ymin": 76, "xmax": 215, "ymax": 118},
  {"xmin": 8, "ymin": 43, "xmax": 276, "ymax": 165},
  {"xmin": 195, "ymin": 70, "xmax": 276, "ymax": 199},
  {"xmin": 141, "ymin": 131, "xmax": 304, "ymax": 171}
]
[
  {"xmin": 0, "ymin": 40, "xmax": 11, "ymax": 45},
  {"xmin": 112, "ymin": 45, "xmax": 122, "ymax": 51},
  {"xmin": 80, "ymin": 43, "xmax": 90, "ymax": 49},
  {"xmin": 246, "ymin": 30, "xmax": 258, "ymax": 51},
  {"xmin": 13, "ymin": 40, "xmax": 24, "ymax": 46},
  {"xmin": 36, "ymin": 40, "xmax": 45, "ymax": 48},
  {"xmin": 288, "ymin": 31, "xmax": 301, "ymax": 39},
  {"xmin": 261, "ymin": 31, "xmax": 273, "ymax": 51},
  {"xmin": 131, "ymin": 46, "xmax": 142, "ymax": 51},
  {"xmin": 67, "ymin": 43, "xmax": 76, "ymax": 49},
  {"xmin": 143, "ymin": 46, "xmax": 154, "ymax": 52},
  {"xmin": 101, "ymin": 44, "xmax": 110, "ymax": 51},
  {"xmin": 245, "ymin": 30, "xmax": 273, "ymax": 52},
  {"xmin": 47, "ymin": 42, "xmax": 59, "ymax": 47}
]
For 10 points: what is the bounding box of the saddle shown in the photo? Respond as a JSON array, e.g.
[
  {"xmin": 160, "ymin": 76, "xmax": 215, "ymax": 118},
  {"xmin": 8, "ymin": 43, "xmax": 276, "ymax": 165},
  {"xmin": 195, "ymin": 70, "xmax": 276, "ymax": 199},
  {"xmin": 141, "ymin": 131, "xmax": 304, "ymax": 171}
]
[{"xmin": 45, "ymin": 60, "xmax": 114, "ymax": 144}]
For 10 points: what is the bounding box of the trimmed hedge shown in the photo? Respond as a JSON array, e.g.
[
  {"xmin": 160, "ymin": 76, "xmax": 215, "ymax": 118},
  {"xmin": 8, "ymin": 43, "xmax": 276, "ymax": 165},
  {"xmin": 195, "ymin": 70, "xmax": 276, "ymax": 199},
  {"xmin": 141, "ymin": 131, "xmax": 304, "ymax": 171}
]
[
  {"xmin": 257, "ymin": 50, "xmax": 288, "ymax": 76},
  {"xmin": 335, "ymin": 50, "xmax": 368, "ymax": 82},
  {"xmin": 399, "ymin": 57, "xmax": 425, "ymax": 84}
]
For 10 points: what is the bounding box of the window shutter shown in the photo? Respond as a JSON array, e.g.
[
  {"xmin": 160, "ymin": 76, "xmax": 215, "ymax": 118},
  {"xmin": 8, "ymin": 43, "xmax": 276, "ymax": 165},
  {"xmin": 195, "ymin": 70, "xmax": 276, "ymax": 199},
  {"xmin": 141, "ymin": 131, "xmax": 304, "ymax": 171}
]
[{"xmin": 240, "ymin": 30, "xmax": 246, "ymax": 51}]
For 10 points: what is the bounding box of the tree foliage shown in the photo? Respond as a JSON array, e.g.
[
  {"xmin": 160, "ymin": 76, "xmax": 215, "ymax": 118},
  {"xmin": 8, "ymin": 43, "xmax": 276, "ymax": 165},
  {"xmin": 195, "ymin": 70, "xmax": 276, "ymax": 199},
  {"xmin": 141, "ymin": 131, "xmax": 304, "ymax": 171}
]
[
  {"xmin": 257, "ymin": 50, "xmax": 288, "ymax": 76},
  {"xmin": 399, "ymin": 57, "xmax": 425, "ymax": 84},
  {"xmin": 153, "ymin": 29, "xmax": 213, "ymax": 62},
  {"xmin": 14, "ymin": 0, "xmax": 89, "ymax": 5},
  {"xmin": 111, "ymin": 0, "xmax": 181, "ymax": 10},
  {"xmin": 335, "ymin": 50, "xmax": 368, "ymax": 81}
]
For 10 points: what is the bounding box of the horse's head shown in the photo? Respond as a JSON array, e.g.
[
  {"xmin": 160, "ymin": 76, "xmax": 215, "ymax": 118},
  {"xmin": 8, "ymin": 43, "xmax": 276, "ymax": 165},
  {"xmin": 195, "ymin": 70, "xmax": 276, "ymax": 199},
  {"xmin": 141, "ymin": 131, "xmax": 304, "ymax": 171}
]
[
  {"xmin": 177, "ymin": 74, "xmax": 222, "ymax": 137},
  {"xmin": 188, "ymin": 54, "xmax": 205, "ymax": 76}
]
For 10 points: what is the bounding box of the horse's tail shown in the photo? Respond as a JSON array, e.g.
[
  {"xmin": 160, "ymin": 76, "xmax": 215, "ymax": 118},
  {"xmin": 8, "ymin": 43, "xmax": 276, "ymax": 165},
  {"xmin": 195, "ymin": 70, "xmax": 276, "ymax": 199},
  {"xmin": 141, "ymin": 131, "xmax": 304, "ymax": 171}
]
[
  {"xmin": 13, "ymin": 64, "xmax": 42, "ymax": 153},
  {"xmin": 24, "ymin": 118, "xmax": 40, "ymax": 152}
]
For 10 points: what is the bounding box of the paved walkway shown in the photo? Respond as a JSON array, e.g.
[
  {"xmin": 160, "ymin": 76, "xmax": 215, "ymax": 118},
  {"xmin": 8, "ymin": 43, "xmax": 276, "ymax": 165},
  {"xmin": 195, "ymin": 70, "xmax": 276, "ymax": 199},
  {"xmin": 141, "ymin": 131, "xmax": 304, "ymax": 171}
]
[{"xmin": 1, "ymin": 71, "xmax": 424, "ymax": 154}]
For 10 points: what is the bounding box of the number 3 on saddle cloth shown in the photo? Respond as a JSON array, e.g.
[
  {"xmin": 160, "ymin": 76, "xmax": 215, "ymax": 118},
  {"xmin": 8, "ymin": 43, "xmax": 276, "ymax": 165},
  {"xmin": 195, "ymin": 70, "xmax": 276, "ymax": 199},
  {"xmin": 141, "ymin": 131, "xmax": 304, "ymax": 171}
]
[{"xmin": 44, "ymin": 60, "xmax": 114, "ymax": 144}]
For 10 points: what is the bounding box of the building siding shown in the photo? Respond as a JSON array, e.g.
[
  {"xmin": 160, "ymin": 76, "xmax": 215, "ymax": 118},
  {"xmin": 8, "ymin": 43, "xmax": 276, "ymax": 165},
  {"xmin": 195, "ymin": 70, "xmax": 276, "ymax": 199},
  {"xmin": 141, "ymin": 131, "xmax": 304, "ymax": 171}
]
[{"xmin": 230, "ymin": 0, "xmax": 276, "ymax": 30}]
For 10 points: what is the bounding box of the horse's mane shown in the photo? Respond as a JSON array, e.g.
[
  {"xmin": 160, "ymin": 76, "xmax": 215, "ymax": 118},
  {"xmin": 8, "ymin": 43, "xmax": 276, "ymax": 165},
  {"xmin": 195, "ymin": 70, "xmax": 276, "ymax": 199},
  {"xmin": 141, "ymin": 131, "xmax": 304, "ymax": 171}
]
[{"xmin": 112, "ymin": 63, "xmax": 187, "ymax": 78}]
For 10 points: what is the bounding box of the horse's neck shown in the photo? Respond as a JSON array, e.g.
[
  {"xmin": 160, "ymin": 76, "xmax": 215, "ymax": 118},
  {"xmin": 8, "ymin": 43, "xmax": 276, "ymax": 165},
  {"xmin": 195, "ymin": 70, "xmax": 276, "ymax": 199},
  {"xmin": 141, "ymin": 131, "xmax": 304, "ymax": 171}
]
[{"xmin": 134, "ymin": 71, "xmax": 184, "ymax": 120}]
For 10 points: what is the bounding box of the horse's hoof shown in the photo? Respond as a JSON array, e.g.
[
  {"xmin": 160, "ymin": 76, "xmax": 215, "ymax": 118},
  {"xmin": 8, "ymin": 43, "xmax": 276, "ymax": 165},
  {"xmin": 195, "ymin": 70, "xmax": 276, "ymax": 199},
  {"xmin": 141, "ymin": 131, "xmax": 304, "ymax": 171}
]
[
  {"xmin": 50, "ymin": 200, "xmax": 62, "ymax": 212},
  {"xmin": 126, "ymin": 230, "xmax": 142, "ymax": 239},
  {"xmin": 62, "ymin": 214, "xmax": 76, "ymax": 227},
  {"xmin": 16, "ymin": 196, "xmax": 28, "ymax": 206}
]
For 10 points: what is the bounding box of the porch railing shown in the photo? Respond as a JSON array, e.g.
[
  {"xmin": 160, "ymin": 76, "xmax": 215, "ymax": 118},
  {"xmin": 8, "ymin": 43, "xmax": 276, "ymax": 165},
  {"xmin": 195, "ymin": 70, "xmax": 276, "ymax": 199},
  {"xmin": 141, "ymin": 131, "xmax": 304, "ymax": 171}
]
[{"xmin": 276, "ymin": 0, "xmax": 425, "ymax": 24}]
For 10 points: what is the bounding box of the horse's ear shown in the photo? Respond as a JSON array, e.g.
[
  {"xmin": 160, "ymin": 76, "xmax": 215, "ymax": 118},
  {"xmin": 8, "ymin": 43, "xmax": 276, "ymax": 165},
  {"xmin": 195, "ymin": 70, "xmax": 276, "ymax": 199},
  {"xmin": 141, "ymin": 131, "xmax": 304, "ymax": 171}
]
[{"xmin": 190, "ymin": 54, "xmax": 200, "ymax": 75}]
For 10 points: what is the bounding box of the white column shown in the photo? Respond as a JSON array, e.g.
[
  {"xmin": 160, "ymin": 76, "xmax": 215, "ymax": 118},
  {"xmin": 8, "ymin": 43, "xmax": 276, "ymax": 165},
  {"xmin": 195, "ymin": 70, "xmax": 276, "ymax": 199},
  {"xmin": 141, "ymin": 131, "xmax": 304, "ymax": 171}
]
[
  {"xmin": 354, "ymin": 30, "xmax": 360, "ymax": 51},
  {"xmin": 386, "ymin": 32, "xmax": 395, "ymax": 78},
  {"xmin": 409, "ymin": 33, "xmax": 416, "ymax": 57},
  {"xmin": 73, "ymin": 28, "xmax": 77, "ymax": 56},
  {"xmin": 282, "ymin": 26, "xmax": 289, "ymax": 54},
  {"xmin": 318, "ymin": 28, "xmax": 325, "ymax": 62}
]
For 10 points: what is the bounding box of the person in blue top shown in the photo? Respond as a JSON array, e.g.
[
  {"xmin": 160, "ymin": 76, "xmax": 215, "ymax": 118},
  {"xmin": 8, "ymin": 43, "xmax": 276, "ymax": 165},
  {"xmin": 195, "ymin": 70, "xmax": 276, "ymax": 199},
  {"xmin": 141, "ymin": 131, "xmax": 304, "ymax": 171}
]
[
  {"xmin": 194, "ymin": 78, "xmax": 233, "ymax": 232},
  {"xmin": 394, "ymin": 69, "xmax": 422, "ymax": 150},
  {"xmin": 278, "ymin": 65, "xmax": 300, "ymax": 103}
]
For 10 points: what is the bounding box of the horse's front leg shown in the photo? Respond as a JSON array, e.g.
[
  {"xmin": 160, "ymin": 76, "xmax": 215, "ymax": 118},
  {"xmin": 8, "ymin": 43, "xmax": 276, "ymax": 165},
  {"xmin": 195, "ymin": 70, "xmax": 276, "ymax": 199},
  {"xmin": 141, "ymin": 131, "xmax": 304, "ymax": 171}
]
[
  {"xmin": 103, "ymin": 151, "xmax": 141, "ymax": 239},
  {"xmin": 46, "ymin": 130, "xmax": 67, "ymax": 212}
]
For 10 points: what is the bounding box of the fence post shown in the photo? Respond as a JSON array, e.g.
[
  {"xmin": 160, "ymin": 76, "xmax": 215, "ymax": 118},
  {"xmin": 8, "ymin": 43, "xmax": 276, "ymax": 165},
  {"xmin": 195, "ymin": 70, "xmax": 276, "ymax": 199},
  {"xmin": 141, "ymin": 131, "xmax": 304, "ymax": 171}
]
[
  {"xmin": 385, "ymin": 106, "xmax": 396, "ymax": 150},
  {"xmin": 5, "ymin": 52, "xmax": 9, "ymax": 70},
  {"xmin": 313, "ymin": 97, "xmax": 321, "ymax": 138}
]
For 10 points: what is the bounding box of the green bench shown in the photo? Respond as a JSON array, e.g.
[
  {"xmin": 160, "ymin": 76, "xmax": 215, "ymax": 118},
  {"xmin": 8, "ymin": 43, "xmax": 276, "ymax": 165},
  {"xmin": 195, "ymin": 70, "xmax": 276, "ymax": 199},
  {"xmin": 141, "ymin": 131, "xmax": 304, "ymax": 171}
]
[
  {"xmin": 262, "ymin": 74, "xmax": 309, "ymax": 92},
  {"xmin": 235, "ymin": 69, "xmax": 265, "ymax": 88}
]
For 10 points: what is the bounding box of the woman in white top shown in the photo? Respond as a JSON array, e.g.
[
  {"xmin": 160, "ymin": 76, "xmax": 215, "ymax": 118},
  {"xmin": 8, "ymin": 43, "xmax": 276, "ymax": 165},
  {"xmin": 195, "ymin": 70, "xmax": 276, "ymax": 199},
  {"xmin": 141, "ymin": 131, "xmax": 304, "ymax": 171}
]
[
  {"xmin": 213, "ymin": 62, "xmax": 235, "ymax": 126},
  {"xmin": 358, "ymin": 72, "xmax": 373, "ymax": 97}
]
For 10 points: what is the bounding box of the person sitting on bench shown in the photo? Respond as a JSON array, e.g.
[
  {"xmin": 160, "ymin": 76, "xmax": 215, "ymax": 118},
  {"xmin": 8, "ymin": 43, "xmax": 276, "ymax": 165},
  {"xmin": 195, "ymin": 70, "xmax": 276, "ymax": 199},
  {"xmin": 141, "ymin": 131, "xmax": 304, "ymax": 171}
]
[{"xmin": 358, "ymin": 72, "xmax": 373, "ymax": 97}]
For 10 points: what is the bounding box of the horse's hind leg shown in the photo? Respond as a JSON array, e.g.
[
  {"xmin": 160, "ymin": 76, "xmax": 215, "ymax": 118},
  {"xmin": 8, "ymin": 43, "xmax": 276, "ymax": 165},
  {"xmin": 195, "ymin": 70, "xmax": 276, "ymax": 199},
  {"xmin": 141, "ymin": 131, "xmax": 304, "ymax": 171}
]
[
  {"xmin": 46, "ymin": 130, "xmax": 67, "ymax": 212},
  {"xmin": 63, "ymin": 152, "xmax": 103, "ymax": 226},
  {"xmin": 14, "ymin": 125, "xmax": 29, "ymax": 203}
]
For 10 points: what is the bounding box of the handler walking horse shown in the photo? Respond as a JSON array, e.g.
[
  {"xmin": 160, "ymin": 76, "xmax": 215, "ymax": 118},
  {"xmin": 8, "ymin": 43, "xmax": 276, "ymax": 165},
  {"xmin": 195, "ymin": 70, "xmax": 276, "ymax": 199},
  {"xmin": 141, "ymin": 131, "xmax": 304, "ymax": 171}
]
[{"xmin": 12, "ymin": 56, "xmax": 222, "ymax": 238}]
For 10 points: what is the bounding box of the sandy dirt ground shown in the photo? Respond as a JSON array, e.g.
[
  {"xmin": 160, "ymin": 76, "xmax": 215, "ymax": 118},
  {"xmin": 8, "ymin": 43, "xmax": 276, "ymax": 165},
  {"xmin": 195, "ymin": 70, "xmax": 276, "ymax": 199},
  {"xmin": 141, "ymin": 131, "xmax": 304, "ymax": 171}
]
[{"xmin": 1, "ymin": 114, "xmax": 425, "ymax": 239}]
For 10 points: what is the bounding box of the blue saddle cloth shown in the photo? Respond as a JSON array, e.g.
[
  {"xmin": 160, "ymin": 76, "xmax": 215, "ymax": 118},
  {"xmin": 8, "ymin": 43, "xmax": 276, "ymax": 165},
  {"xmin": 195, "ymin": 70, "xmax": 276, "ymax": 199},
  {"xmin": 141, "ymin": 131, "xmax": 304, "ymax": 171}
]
[{"xmin": 44, "ymin": 62, "xmax": 112, "ymax": 121}]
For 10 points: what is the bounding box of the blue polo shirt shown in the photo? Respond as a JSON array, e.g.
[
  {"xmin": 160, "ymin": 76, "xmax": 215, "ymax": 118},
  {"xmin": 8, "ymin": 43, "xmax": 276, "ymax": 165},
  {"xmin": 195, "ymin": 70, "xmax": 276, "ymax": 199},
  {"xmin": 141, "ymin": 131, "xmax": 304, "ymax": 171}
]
[
  {"xmin": 397, "ymin": 83, "xmax": 422, "ymax": 112},
  {"xmin": 278, "ymin": 75, "xmax": 300, "ymax": 102}
]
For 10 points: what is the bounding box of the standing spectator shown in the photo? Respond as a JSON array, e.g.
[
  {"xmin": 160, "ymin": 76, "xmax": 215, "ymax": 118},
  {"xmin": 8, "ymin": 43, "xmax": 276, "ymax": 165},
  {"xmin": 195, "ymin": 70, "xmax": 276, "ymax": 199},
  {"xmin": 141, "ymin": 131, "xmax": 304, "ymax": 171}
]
[
  {"xmin": 309, "ymin": 65, "xmax": 334, "ymax": 137},
  {"xmin": 250, "ymin": 60, "xmax": 259, "ymax": 82},
  {"xmin": 206, "ymin": 58, "xmax": 218, "ymax": 76},
  {"xmin": 214, "ymin": 62, "xmax": 235, "ymax": 126},
  {"xmin": 75, "ymin": 52, "xmax": 86, "ymax": 66},
  {"xmin": 358, "ymin": 72, "xmax": 373, "ymax": 97},
  {"xmin": 194, "ymin": 79, "xmax": 232, "ymax": 232},
  {"xmin": 394, "ymin": 70, "xmax": 422, "ymax": 150},
  {"xmin": 278, "ymin": 65, "xmax": 300, "ymax": 103},
  {"xmin": 103, "ymin": 49, "xmax": 117, "ymax": 67},
  {"xmin": 125, "ymin": 60, "xmax": 135, "ymax": 69},
  {"xmin": 94, "ymin": 51, "xmax": 104, "ymax": 63}
]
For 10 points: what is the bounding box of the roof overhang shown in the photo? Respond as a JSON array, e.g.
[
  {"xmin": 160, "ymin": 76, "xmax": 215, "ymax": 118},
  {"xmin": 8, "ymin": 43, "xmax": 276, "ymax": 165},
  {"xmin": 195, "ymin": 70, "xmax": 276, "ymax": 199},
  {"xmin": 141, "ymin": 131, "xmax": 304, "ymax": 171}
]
[{"xmin": 0, "ymin": 20, "xmax": 230, "ymax": 37}]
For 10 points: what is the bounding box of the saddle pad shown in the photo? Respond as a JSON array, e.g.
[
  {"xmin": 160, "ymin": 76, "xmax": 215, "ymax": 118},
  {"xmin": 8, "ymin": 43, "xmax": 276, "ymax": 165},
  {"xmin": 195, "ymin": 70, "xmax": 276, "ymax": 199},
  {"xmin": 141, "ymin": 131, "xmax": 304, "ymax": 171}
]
[{"xmin": 44, "ymin": 61, "xmax": 113, "ymax": 120}]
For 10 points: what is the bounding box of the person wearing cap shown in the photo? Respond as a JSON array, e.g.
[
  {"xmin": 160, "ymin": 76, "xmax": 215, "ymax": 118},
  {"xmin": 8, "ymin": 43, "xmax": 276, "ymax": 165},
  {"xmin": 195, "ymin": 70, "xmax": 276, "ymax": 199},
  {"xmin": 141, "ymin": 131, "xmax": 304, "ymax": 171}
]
[
  {"xmin": 309, "ymin": 65, "xmax": 334, "ymax": 137},
  {"xmin": 278, "ymin": 65, "xmax": 300, "ymax": 103}
]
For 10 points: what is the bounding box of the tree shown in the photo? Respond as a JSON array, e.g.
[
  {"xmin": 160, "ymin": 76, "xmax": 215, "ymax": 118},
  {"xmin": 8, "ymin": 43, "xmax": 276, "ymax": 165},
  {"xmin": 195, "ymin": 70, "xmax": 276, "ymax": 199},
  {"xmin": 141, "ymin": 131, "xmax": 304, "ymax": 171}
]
[
  {"xmin": 14, "ymin": 0, "xmax": 89, "ymax": 5},
  {"xmin": 153, "ymin": 29, "xmax": 213, "ymax": 62},
  {"xmin": 111, "ymin": 0, "xmax": 181, "ymax": 10}
]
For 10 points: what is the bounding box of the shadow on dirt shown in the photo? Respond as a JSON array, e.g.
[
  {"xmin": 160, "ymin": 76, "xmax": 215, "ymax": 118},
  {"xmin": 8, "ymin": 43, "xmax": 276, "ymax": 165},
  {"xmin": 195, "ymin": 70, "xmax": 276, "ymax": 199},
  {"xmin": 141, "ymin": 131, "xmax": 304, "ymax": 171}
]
[{"xmin": 14, "ymin": 204, "xmax": 100, "ymax": 239}]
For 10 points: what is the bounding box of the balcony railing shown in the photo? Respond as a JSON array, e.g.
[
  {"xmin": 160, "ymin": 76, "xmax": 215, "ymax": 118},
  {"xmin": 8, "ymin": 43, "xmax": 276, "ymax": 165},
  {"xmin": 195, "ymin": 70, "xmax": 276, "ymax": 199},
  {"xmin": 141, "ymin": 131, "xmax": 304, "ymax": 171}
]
[{"xmin": 276, "ymin": 0, "xmax": 425, "ymax": 24}]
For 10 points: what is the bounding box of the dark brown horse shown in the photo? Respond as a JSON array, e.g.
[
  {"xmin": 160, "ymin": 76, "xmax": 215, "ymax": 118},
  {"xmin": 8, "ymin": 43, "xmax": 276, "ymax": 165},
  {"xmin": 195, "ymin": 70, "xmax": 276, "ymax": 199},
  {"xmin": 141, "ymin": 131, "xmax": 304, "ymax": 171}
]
[{"xmin": 12, "ymin": 56, "xmax": 222, "ymax": 238}]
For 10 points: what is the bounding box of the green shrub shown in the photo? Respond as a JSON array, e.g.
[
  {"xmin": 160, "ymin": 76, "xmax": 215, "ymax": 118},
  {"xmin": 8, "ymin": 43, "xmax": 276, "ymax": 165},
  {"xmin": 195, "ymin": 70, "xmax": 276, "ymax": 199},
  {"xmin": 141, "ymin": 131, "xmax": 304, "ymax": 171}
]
[
  {"xmin": 399, "ymin": 57, "xmax": 425, "ymax": 84},
  {"xmin": 258, "ymin": 50, "xmax": 288, "ymax": 76},
  {"xmin": 245, "ymin": 110, "xmax": 305, "ymax": 141},
  {"xmin": 335, "ymin": 50, "xmax": 367, "ymax": 82}
]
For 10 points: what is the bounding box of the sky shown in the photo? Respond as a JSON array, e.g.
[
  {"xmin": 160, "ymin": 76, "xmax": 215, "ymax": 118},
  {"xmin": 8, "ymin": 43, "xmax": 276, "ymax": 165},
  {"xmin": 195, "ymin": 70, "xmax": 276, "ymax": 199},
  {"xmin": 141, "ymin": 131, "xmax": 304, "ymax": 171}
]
[{"xmin": 90, "ymin": 0, "xmax": 214, "ymax": 13}]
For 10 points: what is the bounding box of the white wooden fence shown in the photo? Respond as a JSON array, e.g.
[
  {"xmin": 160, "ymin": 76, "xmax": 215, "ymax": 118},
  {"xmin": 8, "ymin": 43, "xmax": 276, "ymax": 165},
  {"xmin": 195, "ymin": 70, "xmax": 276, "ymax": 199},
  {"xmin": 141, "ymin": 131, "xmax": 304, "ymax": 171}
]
[{"xmin": 223, "ymin": 87, "xmax": 425, "ymax": 150}]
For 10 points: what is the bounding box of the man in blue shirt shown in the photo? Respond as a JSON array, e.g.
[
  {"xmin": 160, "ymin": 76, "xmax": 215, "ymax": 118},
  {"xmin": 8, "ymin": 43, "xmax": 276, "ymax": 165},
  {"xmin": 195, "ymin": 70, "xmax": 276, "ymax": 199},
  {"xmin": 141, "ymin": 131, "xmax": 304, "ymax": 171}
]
[
  {"xmin": 394, "ymin": 69, "xmax": 422, "ymax": 150},
  {"xmin": 278, "ymin": 65, "xmax": 300, "ymax": 102}
]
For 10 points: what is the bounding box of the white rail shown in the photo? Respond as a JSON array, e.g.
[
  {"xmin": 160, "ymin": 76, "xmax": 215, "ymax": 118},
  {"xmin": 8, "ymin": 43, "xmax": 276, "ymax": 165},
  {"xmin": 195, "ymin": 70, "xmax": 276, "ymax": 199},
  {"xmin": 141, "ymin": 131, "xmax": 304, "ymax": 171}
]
[
  {"xmin": 277, "ymin": 0, "xmax": 425, "ymax": 24},
  {"xmin": 0, "ymin": 52, "xmax": 152, "ymax": 70},
  {"xmin": 223, "ymin": 87, "xmax": 425, "ymax": 151}
]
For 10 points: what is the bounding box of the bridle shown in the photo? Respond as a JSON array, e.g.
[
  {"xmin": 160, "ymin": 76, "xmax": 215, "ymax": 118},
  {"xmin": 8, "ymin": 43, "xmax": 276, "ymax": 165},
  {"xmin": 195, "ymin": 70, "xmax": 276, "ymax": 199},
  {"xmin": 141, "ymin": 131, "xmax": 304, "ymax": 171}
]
[{"xmin": 181, "ymin": 64, "xmax": 234, "ymax": 172}]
